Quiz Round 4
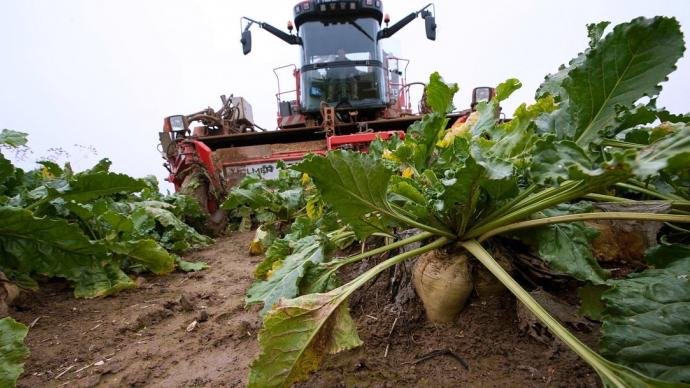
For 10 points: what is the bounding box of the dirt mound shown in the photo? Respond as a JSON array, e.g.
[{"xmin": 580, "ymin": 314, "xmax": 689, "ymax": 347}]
[{"xmin": 11, "ymin": 232, "xmax": 597, "ymax": 387}]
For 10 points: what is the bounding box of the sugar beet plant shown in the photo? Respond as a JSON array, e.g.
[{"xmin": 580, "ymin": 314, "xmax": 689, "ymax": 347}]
[
  {"xmin": 245, "ymin": 17, "xmax": 690, "ymax": 387},
  {"xmin": 0, "ymin": 130, "xmax": 210, "ymax": 298}
]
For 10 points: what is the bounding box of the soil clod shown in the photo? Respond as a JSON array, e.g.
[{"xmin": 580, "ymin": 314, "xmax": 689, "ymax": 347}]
[{"xmin": 178, "ymin": 292, "xmax": 195, "ymax": 312}]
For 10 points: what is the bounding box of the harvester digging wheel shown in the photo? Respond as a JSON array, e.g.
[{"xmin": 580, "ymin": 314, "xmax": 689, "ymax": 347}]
[{"xmin": 180, "ymin": 171, "xmax": 228, "ymax": 236}]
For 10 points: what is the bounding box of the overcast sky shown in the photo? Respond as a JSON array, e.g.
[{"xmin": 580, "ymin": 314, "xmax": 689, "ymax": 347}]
[{"xmin": 1, "ymin": 0, "xmax": 688, "ymax": 191}]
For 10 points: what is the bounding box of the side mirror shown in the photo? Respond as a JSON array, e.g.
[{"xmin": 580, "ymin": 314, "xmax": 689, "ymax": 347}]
[
  {"xmin": 241, "ymin": 30, "xmax": 252, "ymax": 55},
  {"xmin": 424, "ymin": 14, "xmax": 436, "ymax": 41}
]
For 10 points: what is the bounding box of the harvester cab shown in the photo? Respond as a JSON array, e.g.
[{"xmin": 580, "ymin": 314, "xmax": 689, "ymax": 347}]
[
  {"xmin": 241, "ymin": 1, "xmax": 436, "ymax": 120},
  {"xmin": 158, "ymin": 1, "xmax": 495, "ymax": 230}
]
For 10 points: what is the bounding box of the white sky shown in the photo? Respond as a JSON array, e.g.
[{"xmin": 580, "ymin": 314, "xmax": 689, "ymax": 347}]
[{"xmin": 1, "ymin": 0, "xmax": 688, "ymax": 191}]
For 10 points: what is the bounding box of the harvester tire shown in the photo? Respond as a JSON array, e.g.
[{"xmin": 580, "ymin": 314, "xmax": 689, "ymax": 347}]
[
  {"xmin": 180, "ymin": 171, "xmax": 228, "ymax": 236},
  {"xmin": 180, "ymin": 172, "xmax": 209, "ymax": 213}
]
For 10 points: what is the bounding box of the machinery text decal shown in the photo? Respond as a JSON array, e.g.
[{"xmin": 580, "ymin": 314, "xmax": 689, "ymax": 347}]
[{"xmin": 224, "ymin": 161, "xmax": 298, "ymax": 180}]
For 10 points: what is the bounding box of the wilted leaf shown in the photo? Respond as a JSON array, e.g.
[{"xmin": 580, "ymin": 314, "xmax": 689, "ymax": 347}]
[
  {"xmin": 249, "ymin": 292, "xmax": 361, "ymax": 387},
  {"xmin": 248, "ymin": 237, "xmax": 448, "ymax": 388},
  {"xmin": 135, "ymin": 205, "xmax": 211, "ymax": 252},
  {"xmin": 72, "ymin": 261, "xmax": 135, "ymax": 298},
  {"xmin": 249, "ymin": 225, "xmax": 272, "ymax": 256},
  {"xmin": 255, "ymin": 238, "xmax": 291, "ymax": 280}
]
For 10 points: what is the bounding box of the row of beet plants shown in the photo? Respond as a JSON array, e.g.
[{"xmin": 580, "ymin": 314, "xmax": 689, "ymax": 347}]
[{"xmin": 0, "ymin": 129, "xmax": 211, "ymax": 386}]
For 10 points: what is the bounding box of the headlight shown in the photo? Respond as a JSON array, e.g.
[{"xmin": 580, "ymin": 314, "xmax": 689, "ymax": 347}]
[
  {"xmin": 472, "ymin": 87, "xmax": 494, "ymax": 106},
  {"xmin": 169, "ymin": 115, "xmax": 185, "ymax": 131}
]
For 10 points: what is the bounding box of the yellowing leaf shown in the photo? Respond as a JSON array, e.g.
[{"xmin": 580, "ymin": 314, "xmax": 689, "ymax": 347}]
[
  {"xmin": 249, "ymin": 226, "xmax": 269, "ymax": 255},
  {"xmin": 300, "ymin": 173, "xmax": 311, "ymax": 186},
  {"xmin": 306, "ymin": 197, "xmax": 323, "ymax": 220},
  {"xmin": 265, "ymin": 260, "xmax": 283, "ymax": 279},
  {"xmin": 249, "ymin": 293, "xmax": 361, "ymax": 388},
  {"xmin": 382, "ymin": 149, "xmax": 400, "ymax": 162},
  {"xmin": 248, "ymin": 238, "xmax": 449, "ymax": 388},
  {"xmin": 438, "ymin": 111, "xmax": 479, "ymax": 147},
  {"xmin": 401, "ymin": 167, "xmax": 414, "ymax": 178},
  {"xmin": 249, "ymin": 240, "xmax": 264, "ymax": 255},
  {"xmin": 40, "ymin": 166, "xmax": 54, "ymax": 179}
]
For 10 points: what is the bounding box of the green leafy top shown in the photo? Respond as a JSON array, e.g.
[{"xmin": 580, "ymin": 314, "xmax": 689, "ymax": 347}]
[
  {"xmin": 600, "ymin": 244, "xmax": 690, "ymax": 384},
  {"xmin": 1, "ymin": 137, "xmax": 210, "ymax": 298},
  {"xmin": 0, "ymin": 129, "xmax": 28, "ymax": 148},
  {"xmin": 0, "ymin": 317, "xmax": 29, "ymax": 387},
  {"xmin": 425, "ymin": 72, "xmax": 459, "ymax": 113},
  {"xmin": 544, "ymin": 17, "xmax": 685, "ymax": 145}
]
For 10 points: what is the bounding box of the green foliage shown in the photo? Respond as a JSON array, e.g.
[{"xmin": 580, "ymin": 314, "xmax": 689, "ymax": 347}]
[
  {"xmin": 586, "ymin": 21, "xmax": 611, "ymax": 48},
  {"xmin": 578, "ymin": 284, "xmax": 609, "ymax": 321},
  {"xmin": 425, "ymin": 72, "xmax": 458, "ymax": 113},
  {"xmin": 226, "ymin": 166, "xmax": 357, "ymax": 316},
  {"xmin": 600, "ymin": 244, "xmax": 690, "ymax": 384},
  {"xmin": 30, "ymin": 171, "xmax": 146, "ymax": 211},
  {"xmin": 243, "ymin": 16, "xmax": 690, "ymax": 387},
  {"xmin": 0, "ymin": 140, "xmax": 210, "ymax": 298},
  {"xmin": 540, "ymin": 17, "xmax": 685, "ymax": 146},
  {"xmin": 246, "ymin": 235, "xmax": 325, "ymax": 316},
  {"xmin": 131, "ymin": 202, "xmax": 211, "ymax": 252},
  {"xmin": 294, "ymin": 151, "xmax": 418, "ymax": 239},
  {"xmin": 0, "ymin": 130, "xmax": 28, "ymax": 148},
  {"xmin": 222, "ymin": 167, "xmax": 306, "ymax": 224},
  {"xmin": 0, "ymin": 207, "xmax": 136, "ymax": 297},
  {"xmin": 521, "ymin": 203, "xmax": 609, "ymax": 284},
  {"xmin": 0, "ymin": 317, "xmax": 29, "ymax": 387}
]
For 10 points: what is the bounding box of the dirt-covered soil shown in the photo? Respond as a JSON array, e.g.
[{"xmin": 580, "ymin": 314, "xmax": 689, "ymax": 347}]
[{"xmin": 11, "ymin": 232, "xmax": 599, "ymax": 387}]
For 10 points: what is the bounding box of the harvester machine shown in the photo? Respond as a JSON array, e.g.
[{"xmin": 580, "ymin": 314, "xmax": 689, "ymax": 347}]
[{"xmin": 158, "ymin": 0, "xmax": 496, "ymax": 229}]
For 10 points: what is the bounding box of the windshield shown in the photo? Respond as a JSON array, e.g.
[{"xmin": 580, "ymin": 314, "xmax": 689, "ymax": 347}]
[
  {"xmin": 299, "ymin": 18, "xmax": 380, "ymax": 65},
  {"xmin": 297, "ymin": 17, "xmax": 386, "ymax": 112}
]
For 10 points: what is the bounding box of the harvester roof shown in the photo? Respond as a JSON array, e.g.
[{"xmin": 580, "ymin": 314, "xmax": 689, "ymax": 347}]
[{"xmin": 292, "ymin": 0, "xmax": 384, "ymax": 29}]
